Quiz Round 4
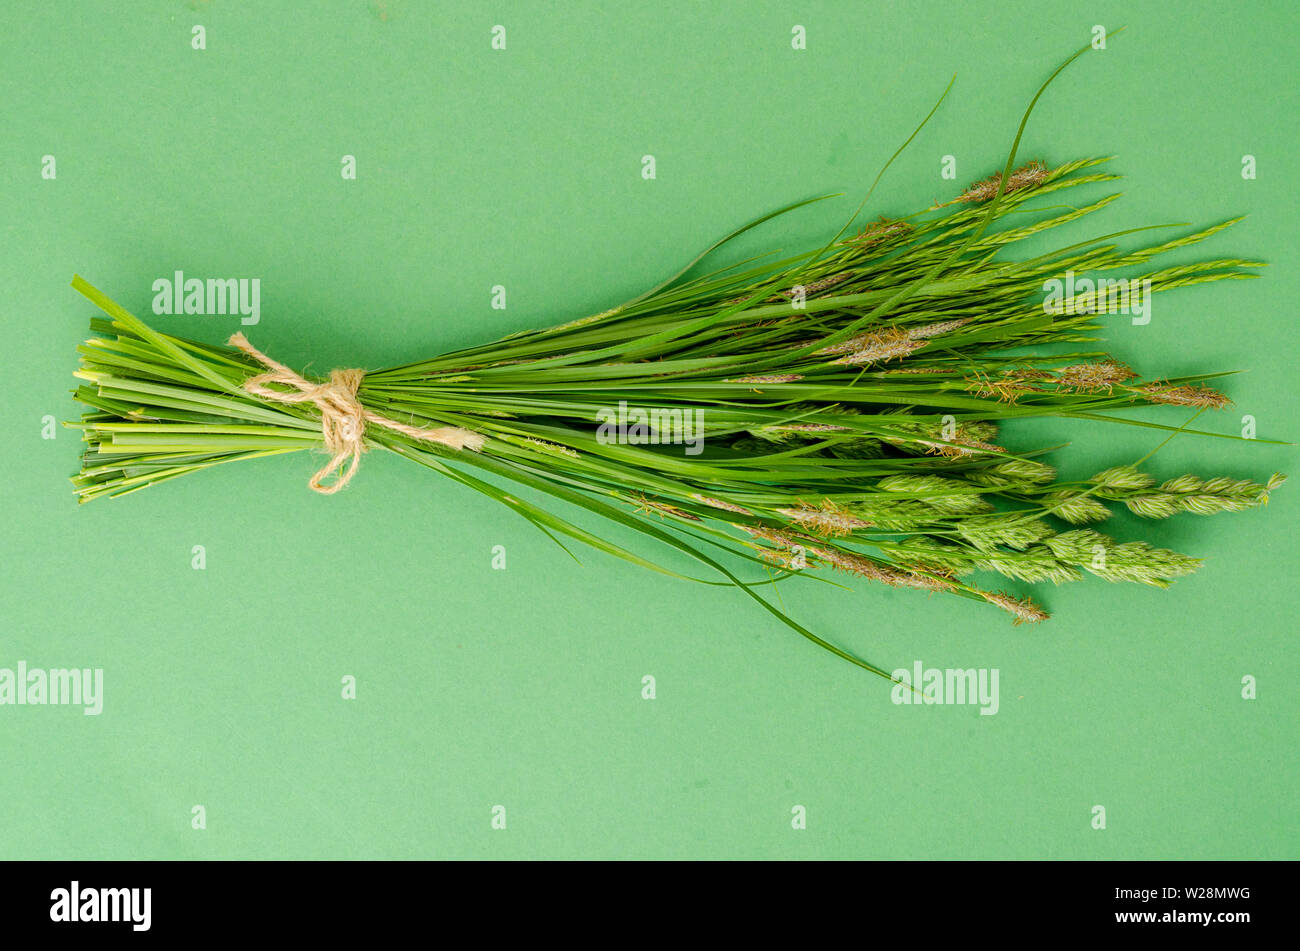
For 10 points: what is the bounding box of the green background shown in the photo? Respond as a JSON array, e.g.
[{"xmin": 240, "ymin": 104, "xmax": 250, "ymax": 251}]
[{"xmin": 1, "ymin": 1, "xmax": 1295, "ymax": 859}]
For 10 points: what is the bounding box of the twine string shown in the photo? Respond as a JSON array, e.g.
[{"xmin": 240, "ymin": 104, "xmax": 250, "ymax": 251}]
[{"xmin": 228, "ymin": 332, "xmax": 485, "ymax": 494}]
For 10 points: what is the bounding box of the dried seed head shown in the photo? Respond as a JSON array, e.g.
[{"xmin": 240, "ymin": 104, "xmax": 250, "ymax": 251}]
[
  {"xmin": 689, "ymin": 493, "xmax": 753, "ymax": 515},
  {"xmin": 966, "ymin": 379, "xmax": 1034, "ymax": 403},
  {"xmin": 782, "ymin": 271, "xmax": 854, "ymax": 299},
  {"xmin": 919, "ymin": 435, "xmax": 1006, "ymax": 458},
  {"xmin": 964, "ymin": 368, "xmax": 1049, "ymax": 403},
  {"xmin": 831, "ymin": 339, "xmax": 923, "ymax": 366},
  {"xmin": 815, "ymin": 328, "xmax": 895, "ymax": 356},
  {"xmin": 955, "ymin": 161, "xmax": 1050, "ymax": 204},
  {"xmin": 819, "ymin": 327, "xmax": 923, "ymax": 366},
  {"xmin": 1136, "ymin": 382, "xmax": 1232, "ymax": 409},
  {"xmin": 839, "ymin": 217, "xmax": 912, "ymax": 248},
  {"xmin": 736, "ymin": 524, "xmax": 809, "ymax": 549},
  {"xmin": 904, "ymin": 415, "xmax": 1003, "ymax": 457},
  {"xmin": 982, "ymin": 591, "xmax": 1050, "ymax": 624},
  {"xmin": 804, "ymin": 544, "xmax": 956, "ymax": 592},
  {"xmin": 753, "ymin": 546, "xmax": 802, "ymax": 570},
  {"xmin": 1055, "ymin": 360, "xmax": 1137, "ymax": 393},
  {"xmin": 766, "ymin": 422, "xmax": 853, "ymax": 434},
  {"xmin": 725, "ymin": 374, "xmax": 804, "ymax": 384},
  {"xmin": 778, "ymin": 500, "xmax": 873, "ymax": 537},
  {"xmin": 631, "ymin": 495, "xmax": 701, "ymax": 521},
  {"xmin": 905, "ymin": 318, "xmax": 972, "ymax": 339}
]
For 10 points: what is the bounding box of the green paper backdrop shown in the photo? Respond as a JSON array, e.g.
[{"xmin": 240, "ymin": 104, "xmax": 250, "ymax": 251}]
[{"xmin": 1, "ymin": 1, "xmax": 1295, "ymax": 859}]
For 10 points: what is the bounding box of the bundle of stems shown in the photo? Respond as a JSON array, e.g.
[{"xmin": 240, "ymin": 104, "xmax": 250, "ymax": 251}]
[{"xmin": 66, "ymin": 52, "xmax": 1285, "ymax": 680}]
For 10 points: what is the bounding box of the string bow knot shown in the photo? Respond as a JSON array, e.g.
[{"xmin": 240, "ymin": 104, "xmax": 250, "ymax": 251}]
[{"xmin": 228, "ymin": 332, "xmax": 484, "ymax": 494}]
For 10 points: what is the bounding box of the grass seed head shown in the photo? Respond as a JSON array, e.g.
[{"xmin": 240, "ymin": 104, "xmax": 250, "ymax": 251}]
[
  {"xmin": 778, "ymin": 499, "xmax": 874, "ymax": 537},
  {"xmin": 818, "ymin": 327, "xmax": 922, "ymax": 365},
  {"xmin": 839, "ymin": 217, "xmax": 913, "ymax": 248},
  {"xmin": 982, "ymin": 591, "xmax": 1050, "ymax": 624},
  {"xmin": 1136, "ymin": 381, "xmax": 1232, "ymax": 409},
  {"xmin": 1055, "ymin": 359, "xmax": 1137, "ymax": 393},
  {"xmin": 689, "ymin": 493, "xmax": 753, "ymax": 515},
  {"xmin": 956, "ymin": 160, "xmax": 1050, "ymax": 203}
]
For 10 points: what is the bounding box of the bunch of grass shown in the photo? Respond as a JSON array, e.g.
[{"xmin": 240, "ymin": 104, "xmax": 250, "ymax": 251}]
[{"xmin": 66, "ymin": 47, "xmax": 1285, "ymax": 680}]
